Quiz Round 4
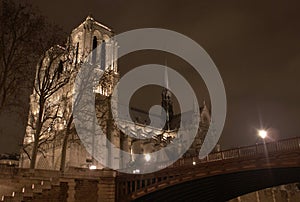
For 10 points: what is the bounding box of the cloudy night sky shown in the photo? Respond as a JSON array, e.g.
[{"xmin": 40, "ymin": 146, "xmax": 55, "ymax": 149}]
[{"xmin": 1, "ymin": 0, "xmax": 300, "ymax": 153}]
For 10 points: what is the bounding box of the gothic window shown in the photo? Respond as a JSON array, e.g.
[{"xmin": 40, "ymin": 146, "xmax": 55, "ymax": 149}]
[
  {"xmin": 57, "ymin": 60, "xmax": 63, "ymax": 79},
  {"xmin": 92, "ymin": 36, "xmax": 98, "ymax": 64},
  {"xmin": 93, "ymin": 36, "xmax": 97, "ymax": 49},
  {"xmin": 75, "ymin": 42, "xmax": 79, "ymax": 65},
  {"xmin": 101, "ymin": 40, "xmax": 106, "ymax": 70}
]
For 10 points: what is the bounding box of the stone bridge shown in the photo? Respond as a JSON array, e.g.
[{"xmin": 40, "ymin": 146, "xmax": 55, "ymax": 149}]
[
  {"xmin": 1, "ymin": 137, "xmax": 300, "ymax": 201},
  {"xmin": 116, "ymin": 137, "xmax": 300, "ymax": 201}
]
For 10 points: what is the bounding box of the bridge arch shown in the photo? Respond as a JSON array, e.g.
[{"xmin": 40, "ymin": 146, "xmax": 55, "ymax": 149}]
[
  {"xmin": 133, "ymin": 167, "xmax": 300, "ymax": 201},
  {"xmin": 116, "ymin": 137, "xmax": 300, "ymax": 201}
]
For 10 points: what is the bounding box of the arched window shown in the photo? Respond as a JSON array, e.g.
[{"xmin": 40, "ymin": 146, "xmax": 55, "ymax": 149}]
[
  {"xmin": 93, "ymin": 36, "xmax": 97, "ymax": 50},
  {"xmin": 92, "ymin": 36, "xmax": 97, "ymax": 64},
  {"xmin": 101, "ymin": 40, "xmax": 106, "ymax": 70},
  {"xmin": 57, "ymin": 60, "xmax": 64, "ymax": 79},
  {"xmin": 75, "ymin": 42, "xmax": 79, "ymax": 65}
]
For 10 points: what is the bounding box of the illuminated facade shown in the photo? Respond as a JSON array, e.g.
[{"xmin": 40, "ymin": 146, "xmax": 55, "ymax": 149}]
[{"xmin": 21, "ymin": 16, "xmax": 212, "ymax": 170}]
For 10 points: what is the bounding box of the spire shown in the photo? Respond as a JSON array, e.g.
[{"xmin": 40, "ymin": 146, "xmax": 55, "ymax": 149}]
[
  {"xmin": 161, "ymin": 58, "xmax": 173, "ymax": 131},
  {"xmin": 86, "ymin": 13, "xmax": 94, "ymax": 21},
  {"xmin": 200, "ymin": 99, "xmax": 211, "ymax": 124},
  {"xmin": 164, "ymin": 63, "xmax": 169, "ymax": 89}
]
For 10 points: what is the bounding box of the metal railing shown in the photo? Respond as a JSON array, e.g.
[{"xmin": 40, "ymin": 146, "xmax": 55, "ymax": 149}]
[
  {"xmin": 168, "ymin": 137, "xmax": 300, "ymax": 167},
  {"xmin": 117, "ymin": 137, "xmax": 300, "ymax": 200}
]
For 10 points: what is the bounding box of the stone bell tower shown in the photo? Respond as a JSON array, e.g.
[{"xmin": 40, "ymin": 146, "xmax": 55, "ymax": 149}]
[
  {"xmin": 70, "ymin": 16, "xmax": 122, "ymax": 168},
  {"xmin": 70, "ymin": 15, "xmax": 119, "ymax": 96},
  {"xmin": 20, "ymin": 16, "xmax": 123, "ymax": 170}
]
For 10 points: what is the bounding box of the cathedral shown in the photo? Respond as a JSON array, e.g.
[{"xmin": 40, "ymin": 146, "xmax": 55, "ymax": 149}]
[{"xmin": 20, "ymin": 16, "xmax": 212, "ymax": 171}]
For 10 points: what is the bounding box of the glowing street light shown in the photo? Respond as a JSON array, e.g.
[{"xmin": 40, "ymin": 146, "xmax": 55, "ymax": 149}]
[
  {"xmin": 258, "ymin": 130, "xmax": 267, "ymax": 139},
  {"xmin": 89, "ymin": 165, "xmax": 96, "ymax": 170},
  {"xmin": 133, "ymin": 169, "xmax": 140, "ymax": 174},
  {"xmin": 144, "ymin": 154, "xmax": 151, "ymax": 162}
]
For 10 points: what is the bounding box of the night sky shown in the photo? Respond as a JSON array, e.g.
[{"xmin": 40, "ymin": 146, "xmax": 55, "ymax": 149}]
[{"xmin": 1, "ymin": 0, "xmax": 300, "ymax": 153}]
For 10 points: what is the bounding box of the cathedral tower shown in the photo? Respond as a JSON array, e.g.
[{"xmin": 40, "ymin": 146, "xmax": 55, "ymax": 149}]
[
  {"xmin": 21, "ymin": 16, "xmax": 121, "ymax": 170},
  {"xmin": 70, "ymin": 15, "xmax": 118, "ymax": 96}
]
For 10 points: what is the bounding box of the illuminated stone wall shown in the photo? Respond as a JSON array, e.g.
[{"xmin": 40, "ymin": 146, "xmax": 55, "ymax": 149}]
[{"xmin": 229, "ymin": 183, "xmax": 300, "ymax": 202}]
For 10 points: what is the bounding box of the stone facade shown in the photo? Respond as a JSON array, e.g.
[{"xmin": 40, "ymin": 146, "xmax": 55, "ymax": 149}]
[
  {"xmin": 229, "ymin": 184, "xmax": 300, "ymax": 202},
  {"xmin": 0, "ymin": 166, "xmax": 117, "ymax": 202},
  {"xmin": 20, "ymin": 16, "xmax": 212, "ymax": 171}
]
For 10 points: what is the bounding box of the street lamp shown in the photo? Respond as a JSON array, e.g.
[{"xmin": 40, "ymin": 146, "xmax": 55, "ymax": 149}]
[
  {"xmin": 133, "ymin": 169, "xmax": 140, "ymax": 174},
  {"xmin": 89, "ymin": 165, "xmax": 96, "ymax": 170},
  {"xmin": 258, "ymin": 129, "xmax": 270, "ymax": 158},
  {"xmin": 258, "ymin": 130, "xmax": 267, "ymax": 139},
  {"xmin": 144, "ymin": 154, "xmax": 151, "ymax": 162}
]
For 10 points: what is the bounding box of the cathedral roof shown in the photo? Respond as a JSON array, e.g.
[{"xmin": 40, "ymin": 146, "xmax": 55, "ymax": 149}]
[
  {"xmin": 71, "ymin": 15, "xmax": 112, "ymax": 34},
  {"xmin": 115, "ymin": 105, "xmax": 204, "ymax": 138}
]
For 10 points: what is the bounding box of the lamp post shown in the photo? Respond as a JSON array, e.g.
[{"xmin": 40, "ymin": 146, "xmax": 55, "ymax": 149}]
[{"xmin": 258, "ymin": 129, "xmax": 268, "ymax": 154}]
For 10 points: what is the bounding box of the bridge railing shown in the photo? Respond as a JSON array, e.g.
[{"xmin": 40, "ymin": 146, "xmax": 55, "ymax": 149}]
[
  {"xmin": 116, "ymin": 137, "xmax": 300, "ymax": 200},
  {"xmin": 170, "ymin": 137, "xmax": 300, "ymax": 166}
]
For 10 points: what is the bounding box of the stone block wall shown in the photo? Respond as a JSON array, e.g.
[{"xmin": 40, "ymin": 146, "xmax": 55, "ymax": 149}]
[
  {"xmin": 0, "ymin": 167, "xmax": 117, "ymax": 202},
  {"xmin": 229, "ymin": 183, "xmax": 300, "ymax": 202},
  {"xmin": 75, "ymin": 179, "xmax": 98, "ymax": 202}
]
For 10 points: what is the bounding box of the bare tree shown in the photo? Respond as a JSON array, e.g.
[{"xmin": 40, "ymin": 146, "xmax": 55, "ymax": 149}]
[
  {"xmin": 0, "ymin": 0, "xmax": 65, "ymax": 115},
  {"xmin": 26, "ymin": 45, "xmax": 72, "ymax": 169},
  {"xmin": 59, "ymin": 64, "xmax": 114, "ymax": 171}
]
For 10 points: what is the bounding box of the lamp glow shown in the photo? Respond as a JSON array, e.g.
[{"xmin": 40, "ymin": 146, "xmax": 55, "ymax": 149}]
[
  {"xmin": 258, "ymin": 130, "xmax": 267, "ymax": 139},
  {"xmin": 133, "ymin": 169, "xmax": 140, "ymax": 174},
  {"xmin": 89, "ymin": 165, "xmax": 96, "ymax": 170},
  {"xmin": 144, "ymin": 154, "xmax": 151, "ymax": 162}
]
